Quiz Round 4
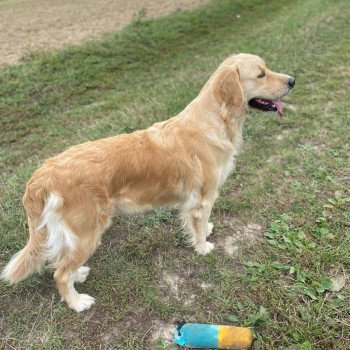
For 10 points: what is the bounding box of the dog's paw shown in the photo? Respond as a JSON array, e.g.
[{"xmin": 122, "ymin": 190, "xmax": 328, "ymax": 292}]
[
  {"xmin": 195, "ymin": 242, "xmax": 215, "ymax": 255},
  {"xmin": 69, "ymin": 294, "xmax": 95, "ymax": 313},
  {"xmin": 206, "ymin": 222, "xmax": 214, "ymax": 237},
  {"xmin": 74, "ymin": 266, "xmax": 90, "ymax": 283}
]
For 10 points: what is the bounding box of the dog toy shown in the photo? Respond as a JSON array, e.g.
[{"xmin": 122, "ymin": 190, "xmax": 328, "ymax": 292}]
[{"xmin": 173, "ymin": 321, "xmax": 253, "ymax": 349}]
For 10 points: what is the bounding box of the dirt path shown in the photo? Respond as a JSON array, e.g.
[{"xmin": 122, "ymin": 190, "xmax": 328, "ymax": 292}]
[{"xmin": 0, "ymin": 0, "xmax": 206, "ymax": 66}]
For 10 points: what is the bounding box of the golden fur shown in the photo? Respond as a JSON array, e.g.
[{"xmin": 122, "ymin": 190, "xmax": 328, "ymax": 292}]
[{"xmin": 2, "ymin": 53, "xmax": 294, "ymax": 312}]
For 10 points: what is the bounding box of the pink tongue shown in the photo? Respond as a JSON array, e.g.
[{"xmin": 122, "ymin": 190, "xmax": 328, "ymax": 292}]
[{"xmin": 273, "ymin": 99, "xmax": 284, "ymax": 117}]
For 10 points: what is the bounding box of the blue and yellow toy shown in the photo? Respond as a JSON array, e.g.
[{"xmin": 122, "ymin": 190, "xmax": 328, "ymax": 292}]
[{"xmin": 173, "ymin": 321, "xmax": 253, "ymax": 349}]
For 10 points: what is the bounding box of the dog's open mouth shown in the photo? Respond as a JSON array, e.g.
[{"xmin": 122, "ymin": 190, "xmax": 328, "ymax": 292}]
[{"xmin": 248, "ymin": 98, "xmax": 284, "ymax": 117}]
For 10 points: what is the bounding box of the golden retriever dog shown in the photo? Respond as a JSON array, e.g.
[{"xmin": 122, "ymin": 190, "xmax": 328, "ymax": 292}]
[{"xmin": 2, "ymin": 54, "xmax": 295, "ymax": 312}]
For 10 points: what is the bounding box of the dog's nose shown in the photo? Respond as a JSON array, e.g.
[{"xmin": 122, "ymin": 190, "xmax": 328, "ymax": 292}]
[{"xmin": 288, "ymin": 77, "xmax": 295, "ymax": 88}]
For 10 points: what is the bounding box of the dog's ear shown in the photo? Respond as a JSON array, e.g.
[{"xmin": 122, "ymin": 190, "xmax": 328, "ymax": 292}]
[{"xmin": 214, "ymin": 66, "xmax": 243, "ymax": 107}]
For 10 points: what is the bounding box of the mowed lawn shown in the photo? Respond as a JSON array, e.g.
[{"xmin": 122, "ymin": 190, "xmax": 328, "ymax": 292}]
[{"xmin": 1, "ymin": 0, "xmax": 350, "ymax": 349}]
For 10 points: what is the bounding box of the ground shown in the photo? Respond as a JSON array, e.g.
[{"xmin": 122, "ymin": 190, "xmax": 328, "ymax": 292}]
[
  {"xmin": 0, "ymin": 0, "xmax": 206, "ymax": 65},
  {"xmin": 0, "ymin": 0, "xmax": 349, "ymax": 349}
]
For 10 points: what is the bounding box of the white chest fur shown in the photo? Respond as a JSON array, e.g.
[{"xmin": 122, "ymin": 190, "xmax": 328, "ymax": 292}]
[{"xmin": 219, "ymin": 116, "xmax": 245, "ymax": 186}]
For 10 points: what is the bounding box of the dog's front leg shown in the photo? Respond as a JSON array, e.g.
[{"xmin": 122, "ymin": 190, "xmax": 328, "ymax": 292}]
[{"xmin": 181, "ymin": 197, "xmax": 216, "ymax": 255}]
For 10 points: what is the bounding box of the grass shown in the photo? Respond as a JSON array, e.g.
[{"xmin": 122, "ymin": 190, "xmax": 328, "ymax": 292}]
[{"xmin": 1, "ymin": 0, "xmax": 350, "ymax": 349}]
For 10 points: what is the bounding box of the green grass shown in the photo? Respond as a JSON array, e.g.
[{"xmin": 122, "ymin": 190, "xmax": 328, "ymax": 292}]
[{"xmin": 1, "ymin": 0, "xmax": 350, "ymax": 349}]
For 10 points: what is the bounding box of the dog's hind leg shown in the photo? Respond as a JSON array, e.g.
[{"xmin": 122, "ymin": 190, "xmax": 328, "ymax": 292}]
[
  {"xmin": 73, "ymin": 266, "xmax": 91, "ymax": 283},
  {"xmin": 53, "ymin": 244, "xmax": 97, "ymax": 312},
  {"xmin": 46, "ymin": 191, "xmax": 114, "ymax": 312},
  {"xmin": 52, "ymin": 215, "xmax": 110, "ymax": 312}
]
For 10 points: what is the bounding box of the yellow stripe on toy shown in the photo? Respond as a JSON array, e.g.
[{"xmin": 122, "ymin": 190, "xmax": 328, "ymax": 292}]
[{"xmin": 218, "ymin": 325, "xmax": 253, "ymax": 349}]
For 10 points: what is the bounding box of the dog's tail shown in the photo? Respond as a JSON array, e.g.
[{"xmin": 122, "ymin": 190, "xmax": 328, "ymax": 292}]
[
  {"xmin": 2, "ymin": 190, "xmax": 78, "ymax": 284},
  {"xmin": 1, "ymin": 186, "xmax": 48, "ymax": 284},
  {"xmin": 1, "ymin": 239, "xmax": 45, "ymax": 284}
]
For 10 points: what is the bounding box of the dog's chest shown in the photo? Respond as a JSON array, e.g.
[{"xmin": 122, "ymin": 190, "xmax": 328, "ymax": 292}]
[
  {"xmin": 219, "ymin": 153, "xmax": 236, "ymax": 186},
  {"xmin": 218, "ymin": 127, "xmax": 243, "ymax": 186}
]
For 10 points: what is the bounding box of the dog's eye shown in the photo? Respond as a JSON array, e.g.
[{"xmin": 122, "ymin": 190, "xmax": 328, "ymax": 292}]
[{"xmin": 257, "ymin": 71, "xmax": 265, "ymax": 78}]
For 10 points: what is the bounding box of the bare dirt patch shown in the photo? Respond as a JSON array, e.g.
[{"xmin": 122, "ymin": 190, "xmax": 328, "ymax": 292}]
[
  {"xmin": 0, "ymin": 0, "xmax": 207, "ymax": 65},
  {"xmin": 149, "ymin": 320, "xmax": 175, "ymax": 347},
  {"xmin": 217, "ymin": 221, "xmax": 263, "ymax": 257},
  {"xmin": 159, "ymin": 270, "xmax": 197, "ymax": 306},
  {"xmin": 223, "ymin": 236, "xmax": 239, "ymax": 256}
]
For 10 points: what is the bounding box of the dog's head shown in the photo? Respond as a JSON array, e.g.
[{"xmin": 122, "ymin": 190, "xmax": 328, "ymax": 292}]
[{"xmin": 213, "ymin": 53, "xmax": 295, "ymax": 117}]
